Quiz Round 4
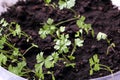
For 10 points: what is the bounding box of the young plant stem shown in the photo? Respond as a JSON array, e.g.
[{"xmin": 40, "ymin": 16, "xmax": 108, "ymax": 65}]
[
  {"xmin": 106, "ymin": 43, "xmax": 116, "ymax": 55},
  {"xmin": 71, "ymin": 43, "xmax": 76, "ymax": 56},
  {"xmin": 55, "ymin": 17, "xmax": 79, "ymax": 26},
  {"xmin": 23, "ymin": 44, "xmax": 37, "ymax": 55},
  {"xmin": 5, "ymin": 41, "xmax": 16, "ymax": 49},
  {"xmin": 70, "ymin": 9, "xmax": 78, "ymax": 17},
  {"xmin": 62, "ymin": 53, "xmax": 70, "ymax": 63},
  {"xmin": 100, "ymin": 64, "xmax": 113, "ymax": 74}
]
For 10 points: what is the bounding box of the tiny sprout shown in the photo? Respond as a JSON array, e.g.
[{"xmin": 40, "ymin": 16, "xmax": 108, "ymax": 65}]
[
  {"xmin": 97, "ymin": 32, "xmax": 107, "ymax": 41},
  {"xmin": 107, "ymin": 43, "xmax": 116, "ymax": 55},
  {"xmin": 89, "ymin": 54, "xmax": 100, "ymax": 75},
  {"xmin": 89, "ymin": 54, "xmax": 113, "ymax": 75}
]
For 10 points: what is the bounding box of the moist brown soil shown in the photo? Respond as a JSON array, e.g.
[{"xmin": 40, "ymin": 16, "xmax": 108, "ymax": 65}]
[{"xmin": 0, "ymin": 0, "xmax": 120, "ymax": 80}]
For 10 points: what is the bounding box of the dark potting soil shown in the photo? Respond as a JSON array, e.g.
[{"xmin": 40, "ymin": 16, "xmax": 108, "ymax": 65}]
[{"xmin": 0, "ymin": 0, "xmax": 120, "ymax": 80}]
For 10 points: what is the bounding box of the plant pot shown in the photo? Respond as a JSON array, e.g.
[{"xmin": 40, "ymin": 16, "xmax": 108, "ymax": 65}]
[
  {"xmin": 1, "ymin": 66, "xmax": 120, "ymax": 80},
  {"xmin": 91, "ymin": 71, "xmax": 120, "ymax": 80},
  {"xmin": 0, "ymin": 0, "xmax": 120, "ymax": 80},
  {"xmin": 0, "ymin": 66, "xmax": 26, "ymax": 80}
]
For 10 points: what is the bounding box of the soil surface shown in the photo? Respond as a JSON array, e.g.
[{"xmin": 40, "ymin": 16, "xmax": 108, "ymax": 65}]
[{"xmin": 0, "ymin": 0, "xmax": 120, "ymax": 80}]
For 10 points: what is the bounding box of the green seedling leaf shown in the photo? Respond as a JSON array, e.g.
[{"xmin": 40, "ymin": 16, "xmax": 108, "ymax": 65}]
[
  {"xmin": 65, "ymin": 63, "xmax": 76, "ymax": 68},
  {"xmin": 90, "ymin": 69, "xmax": 93, "ymax": 75},
  {"xmin": 15, "ymin": 24, "xmax": 21, "ymax": 37},
  {"xmin": 8, "ymin": 61, "xmax": 26, "ymax": 76},
  {"xmin": 76, "ymin": 16, "xmax": 93, "ymax": 34},
  {"xmin": 54, "ymin": 34, "xmax": 71, "ymax": 53},
  {"xmin": 35, "ymin": 63, "xmax": 44, "ymax": 79},
  {"xmin": 13, "ymin": 48, "xmax": 19, "ymax": 56},
  {"xmin": 45, "ymin": 56, "xmax": 54, "ymax": 68},
  {"xmin": 0, "ymin": 37, "xmax": 6, "ymax": 49},
  {"xmin": 0, "ymin": 18, "xmax": 5, "ymax": 24},
  {"xmin": 36, "ymin": 52, "xmax": 44, "ymax": 63},
  {"xmin": 67, "ymin": 0, "xmax": 76, "ymax": 9},
  {"xmin": 36, "ymin": 52, "xmax": 59, "ymax": 69},
  {"xmin": 97, "ymin": 32, "xmax": 107, "ymax": 41},
  {"xmin": 60, "ymin": 26, "xmax": 65, "ymax": 32},
  {"xmin": 44, "ymin": 0, "xmax": 51, "ymax": 4},
  {"xmin": 45, "ymin": 52, "xmax": 59, "ymax": 68},
  {"xmin": 76, "ymin": 16, "xmax": 85, "ymax": 28},
  {"xmin": 75, "ymin": 38, "xmax": 84, "ymax": 47},
  {"xmin": 93, "ymin": 54, "xmax": 99, "ymax": 63},
  {"xmin": 68, "ymin": 55, "xmax": 75, "ymax": 60},
  {"xmin": 39, "ymin": 18, "xmax": 56, "ymax": 39},
  {"xmin": 2, "ymin": 21, "xmax": 8, "ymax": 27},
  {"xmin": 89, "ymin": 58, "xmax": 94, "ymax": 67},
  {"xmin": 0, "ymin": 18, "xmax": 8, "ymax": 26},
  {"xmin": 94, "ymin": 64, "xmax": 100, "ymax": 71},
  {"xmin": 52, "ymin": 52, "xmax": 59, "ymax": 63},
  {"xmin": 47, "ymin": 18, "xmax": 54, "ymax": 25},
  {"xmin": 0, "ymin": 53, "xmax": 7, "ymax": 65},
  {"xmin": 58, "ymin": 0, "xmax": 76, "ymax": 10},
  {"xmin": 12, "ymin": 24, "xmax": 22, "ymax": 38}
]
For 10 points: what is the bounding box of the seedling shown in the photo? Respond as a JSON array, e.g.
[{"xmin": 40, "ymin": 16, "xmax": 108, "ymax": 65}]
[
  {"xmin": 68, "ymin": 38, "xmax": 84, "ymax": 60},
  {"xmin": 35, "ymin": 52, "xmax": 59, "ymax": 79},
  {"xmin": 0, "ymin": 19, "xmax": 32, "ymax": 77},
  {"xmin": 97, "ymin": 32, "xmax": 107, "ymax": 41},
  {"xmin": 89, "ymin": 54, "xmax": 100, "ymax": 75},
  {"xmin": 0, "ymin": 11, "xmax": 114, "ymax": 80},
  {"xmin": 76, "ymin": 16, "xmax": 94, "ymax": 37},
  {"xmin": 54, "ymin": 34, "xmax": 71, "ymax": 53},
  {"xmin": 89, "ymin": 54, "xmax": 113, "ymax": 75},
  {"xmin": 38, "ymin": 16, "xmax": 94, "ymax": 79},
  {"xmin": 8, "ymin": 61, "xmax": 26, "ymax": 76},
  {"xmin": 96, "ymin": 32, "xmax": 116, "ymax": 55},
  {"xmin": 107, "ymin": 43, "xmax": 116, "ymax": 55}
]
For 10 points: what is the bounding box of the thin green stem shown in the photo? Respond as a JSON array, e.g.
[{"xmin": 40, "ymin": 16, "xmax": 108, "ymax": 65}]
[
  {"xmin": 70, "ymin": 9, "xmax": 78, "ymax": 17},
  {"xmin": 5, "ymin": 41, "xmax": 16, "ymax": 49},
  {"xmin": 71, "ymin": 43, "xmax": 76, "ymax": 56},
  {"xmin": 100, "ymin": 64, "xmax": 113, "ymax": 74},
  {"xmin": 62, "ymin": 53, "xmax": 70, "ymax": 63},
  {"xmin": 0, "ymin": 50, "xmax": 9, "ymax": 53},
  {"xmin": 55, "ymin": 17, "xmax": 79, "ymax": 26},
  {"xmin": 23, "ymin": 44, "xmax": 38, "ymax": 55},
  {"xmin": 23, "ymin": 46, "xmax": 34, "ymax": 55}
]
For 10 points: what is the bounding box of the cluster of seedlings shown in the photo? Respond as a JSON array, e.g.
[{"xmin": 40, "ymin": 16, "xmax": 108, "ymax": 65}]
[{"xmin": 0, "ymin": 0, "xmax": 116, "ymax": 80}]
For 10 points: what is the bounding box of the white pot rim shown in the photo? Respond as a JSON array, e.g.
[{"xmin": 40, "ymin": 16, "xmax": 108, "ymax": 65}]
[
  {"xmin": 0, "ymin": 66, "xmax": 26, "ymax": 80},
  {"xmin": 1, "ymin": 66, "xmax": 120, "ymax": 80}
]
